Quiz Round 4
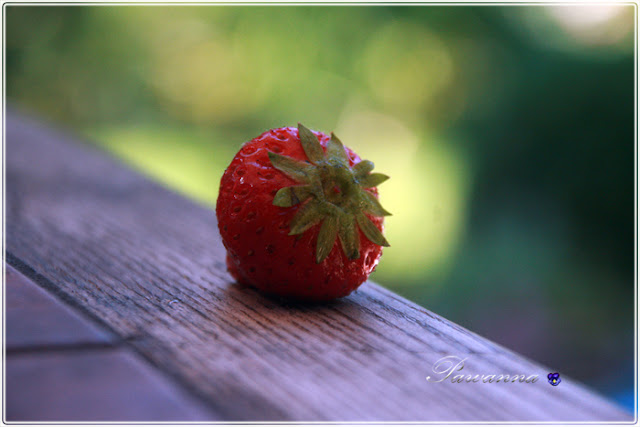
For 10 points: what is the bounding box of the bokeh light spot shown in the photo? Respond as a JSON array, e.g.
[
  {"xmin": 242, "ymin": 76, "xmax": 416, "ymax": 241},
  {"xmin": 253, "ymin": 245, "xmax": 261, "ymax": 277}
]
[
  {"xmin": 547, "ymin": 5, "xmax": 633, "ymax": 46},
  {"xmin": 360, "ymin": 22, "xmax": 454, "ymax": 114}
]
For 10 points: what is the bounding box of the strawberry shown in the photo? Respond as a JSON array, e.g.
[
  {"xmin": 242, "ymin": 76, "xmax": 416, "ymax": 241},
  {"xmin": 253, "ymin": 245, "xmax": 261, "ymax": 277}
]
[{"xmin": 216, "ymin": 123, "xmax": 390, "ymax": 301}]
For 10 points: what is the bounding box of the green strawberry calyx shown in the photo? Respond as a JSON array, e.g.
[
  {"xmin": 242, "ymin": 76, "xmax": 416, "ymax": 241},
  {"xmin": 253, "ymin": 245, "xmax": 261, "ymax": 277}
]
[{"xmin": 268, "ymin": 123, "xmax": 391, "ymax": 264}]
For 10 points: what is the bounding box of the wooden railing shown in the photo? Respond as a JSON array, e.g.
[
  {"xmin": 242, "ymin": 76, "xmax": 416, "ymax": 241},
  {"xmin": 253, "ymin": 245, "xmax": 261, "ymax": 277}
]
[{"xmin": 4, "ymin": 109, "xmax": 634, "ymax": 422}]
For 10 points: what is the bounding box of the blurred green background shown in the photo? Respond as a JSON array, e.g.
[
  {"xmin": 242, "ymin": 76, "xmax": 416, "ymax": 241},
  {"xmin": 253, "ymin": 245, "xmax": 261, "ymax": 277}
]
[{"xmin": 6, "ymin": 5, "xmax": 635, "ymax": 410}]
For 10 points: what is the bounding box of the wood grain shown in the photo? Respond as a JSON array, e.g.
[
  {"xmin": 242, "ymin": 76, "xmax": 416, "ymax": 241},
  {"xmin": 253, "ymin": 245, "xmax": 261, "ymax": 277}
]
[
  {"xmin": 5, "ymin": 110, "xmax": 633, "ymax": 421},
  {"xmin": 5, "ymin": 263, "xmax": 219, "ymax": 421},
  {"xmin": 6, "ymin": 264, "xmax": 114, "ymax": 349}
]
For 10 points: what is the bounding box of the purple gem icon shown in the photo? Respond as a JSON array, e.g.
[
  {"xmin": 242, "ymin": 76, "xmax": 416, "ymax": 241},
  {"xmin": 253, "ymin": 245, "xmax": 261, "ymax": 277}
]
[{"xmin": 548, "ymin": 373, "xmax": 561, "ymax": 386}]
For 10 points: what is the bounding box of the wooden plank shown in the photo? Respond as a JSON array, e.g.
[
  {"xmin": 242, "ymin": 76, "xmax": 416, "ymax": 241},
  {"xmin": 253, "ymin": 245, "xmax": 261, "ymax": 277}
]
[
  {"xmin": 5, "ymin": 262, "xmax": 220, "ymax": 421},
  {"xmin": 5, "ymin": 110, "xmax": 633, "ymax": 422},
  {"xmin": 6, "ymin": 348, "xmax": 217, "ymax": 421},
  {"xmin": 6, "ymin": 264, "xmax": 114, "ymax": 349}
]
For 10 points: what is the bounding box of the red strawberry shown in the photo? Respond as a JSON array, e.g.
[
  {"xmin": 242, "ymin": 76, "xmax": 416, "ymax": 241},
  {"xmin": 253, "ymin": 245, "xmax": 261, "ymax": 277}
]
[{"xmin": 216, "ymin": 123, "xmax": 390, "ymax": 301}]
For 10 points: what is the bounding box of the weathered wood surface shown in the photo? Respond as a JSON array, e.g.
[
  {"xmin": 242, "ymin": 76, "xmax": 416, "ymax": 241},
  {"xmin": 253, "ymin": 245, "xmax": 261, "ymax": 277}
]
[
  {"xmin": 5, "ymin": 264, "xmax": 218, "ymax": 421},
  {"xmin": 5, "ymin": 110, "xmax": 634, "ymax": 422},
  {"xmin": 6, "ymin": 264, "xmax": 114, "ymax": 349}
]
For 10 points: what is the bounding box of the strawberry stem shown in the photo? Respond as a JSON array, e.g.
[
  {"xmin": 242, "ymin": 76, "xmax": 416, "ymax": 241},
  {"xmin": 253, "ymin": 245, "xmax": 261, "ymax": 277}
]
[{"xmin": 269, "ymin": 123, "xmax": 391, "ymax": 263}]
